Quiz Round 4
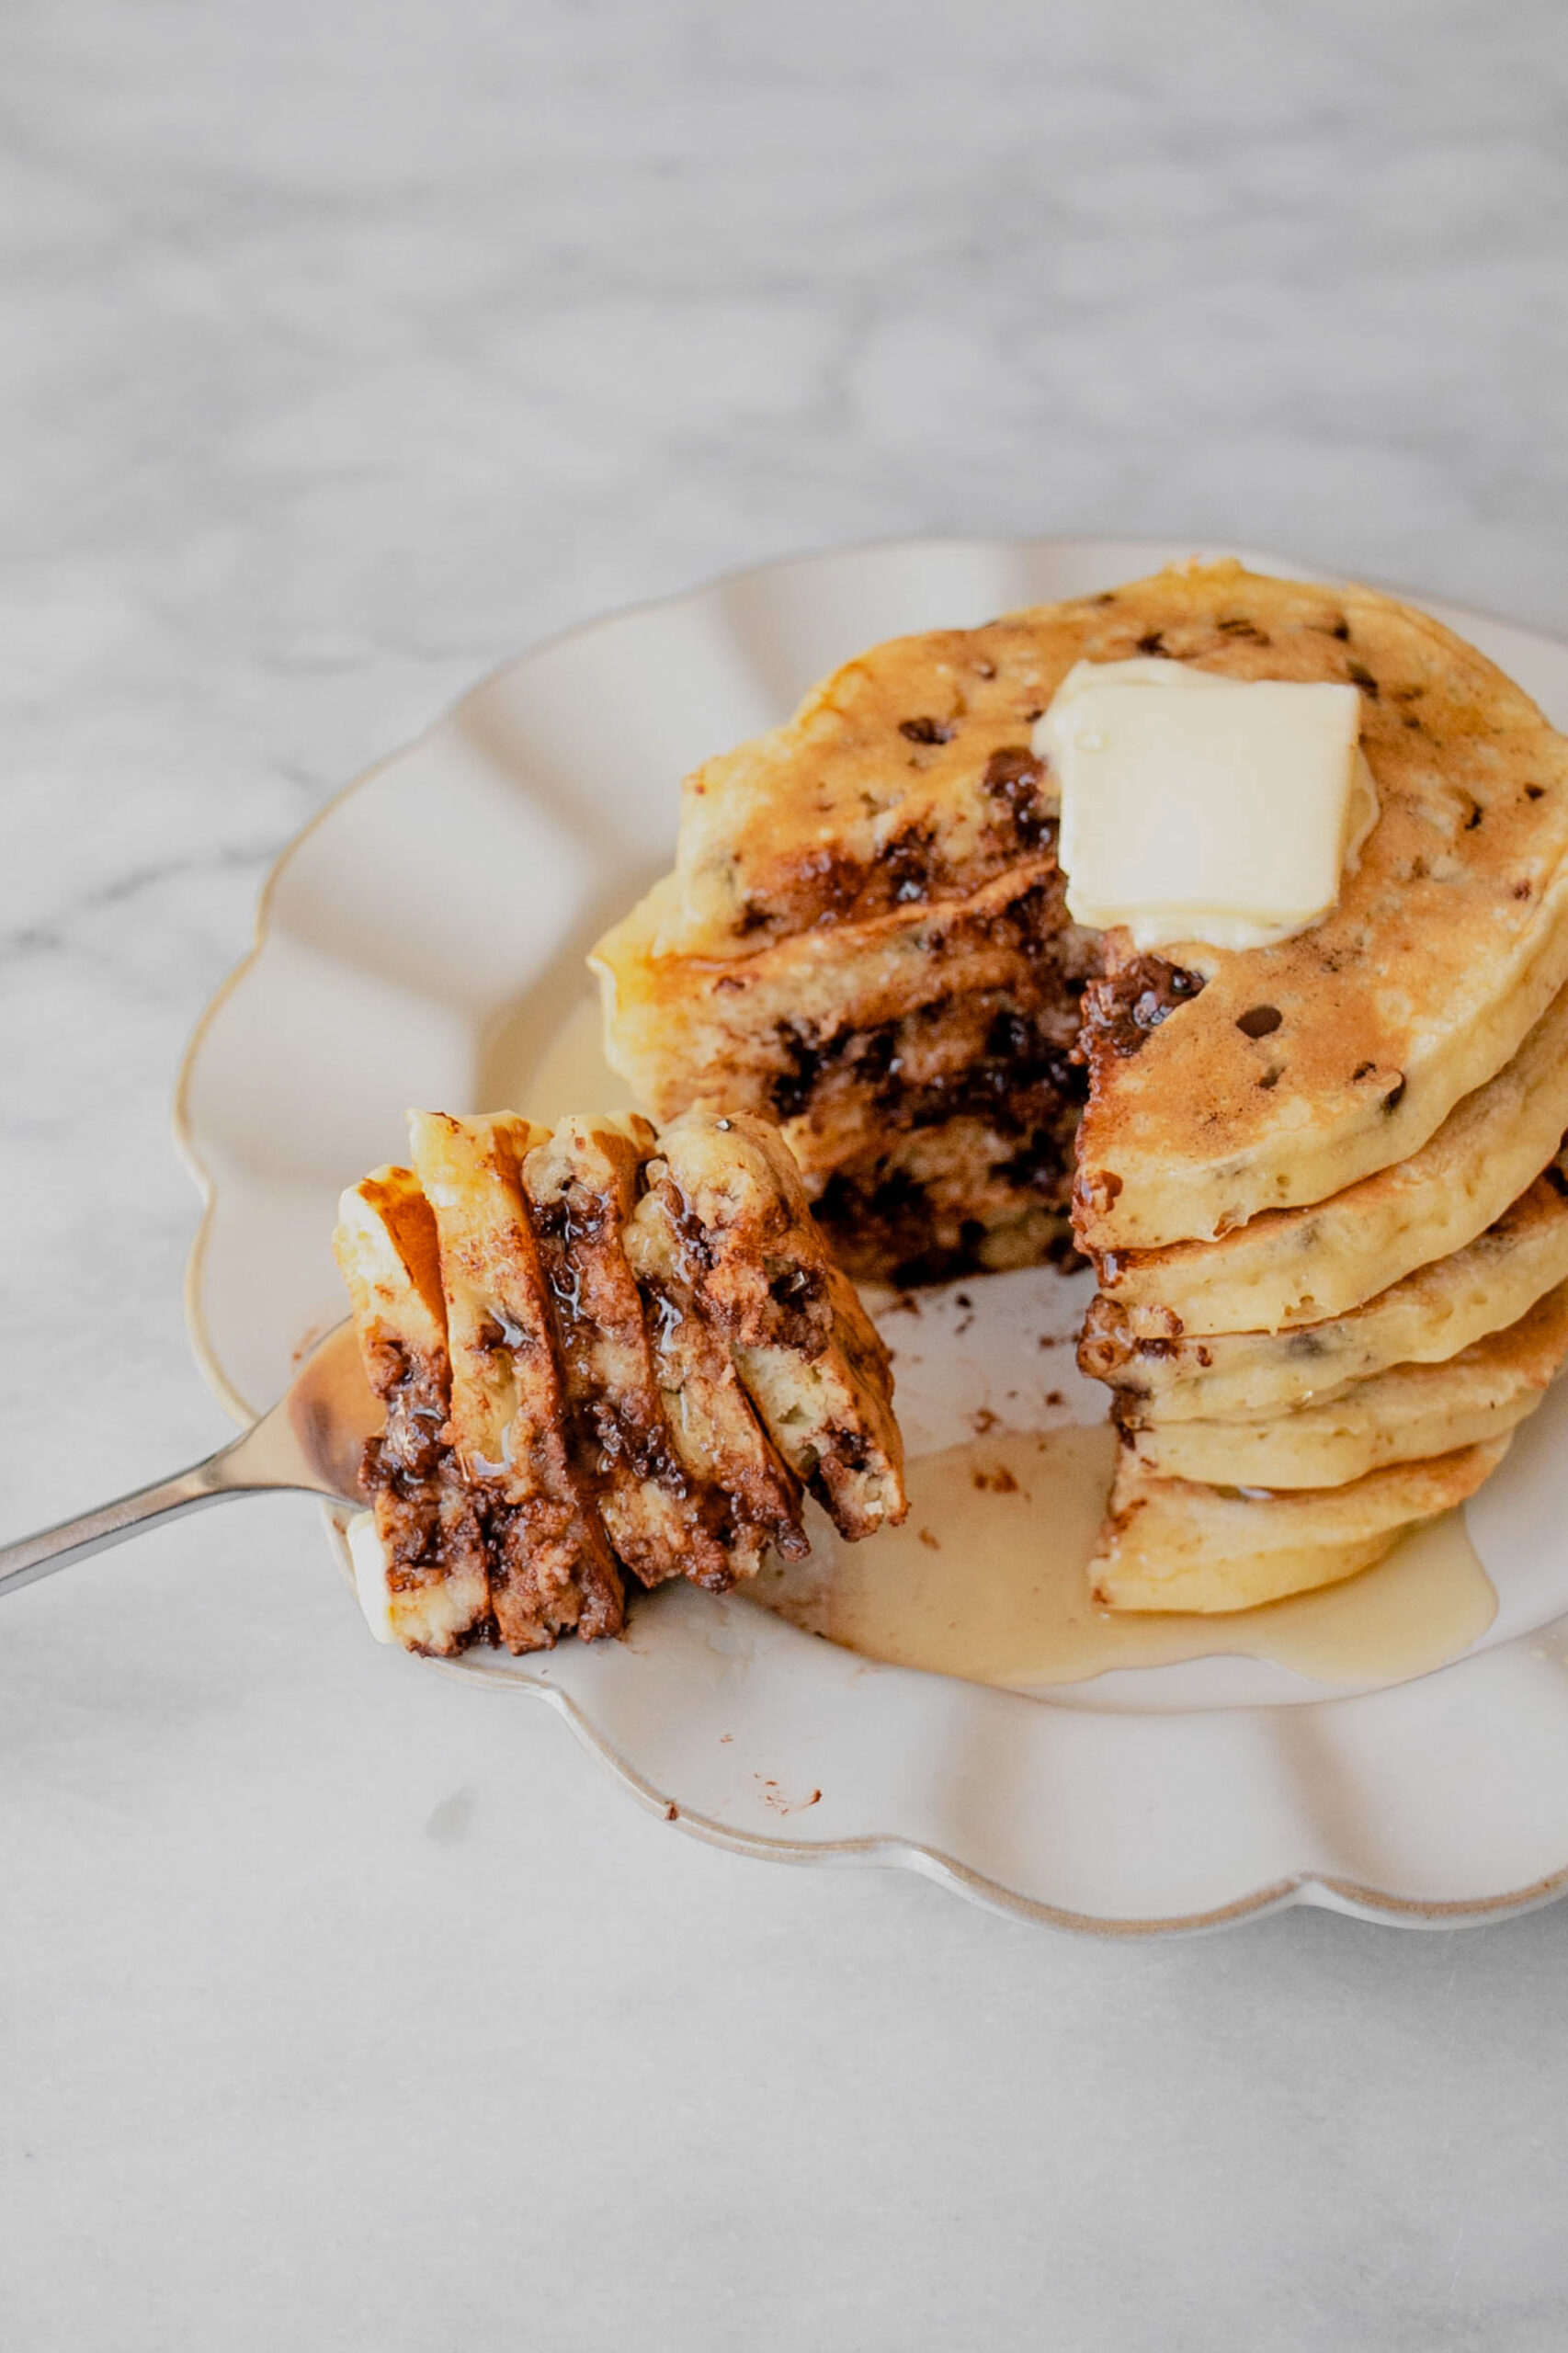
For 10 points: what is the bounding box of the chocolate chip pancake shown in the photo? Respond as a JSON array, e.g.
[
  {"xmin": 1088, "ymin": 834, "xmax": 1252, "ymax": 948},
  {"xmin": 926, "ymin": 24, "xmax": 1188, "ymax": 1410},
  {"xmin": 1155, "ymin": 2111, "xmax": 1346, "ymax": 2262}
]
[
  {"xmin": 591, "ymin": 559, "xmax": 1568, "ymax": 1617},
  {"xmin": 1096, "ymin": 977, "xmax": 1568, "ymax": 1339},
  {"xmin": 335, "ymin": 1108, "xmax": 905, "ymax": 1654},
  {"xmin": 333, "ymin": 1165, "xmax": 490, "ymax": 1655},
  {"xmin": 595, "ymin": 560, "xmax": 1568, "ymax": 1275}
]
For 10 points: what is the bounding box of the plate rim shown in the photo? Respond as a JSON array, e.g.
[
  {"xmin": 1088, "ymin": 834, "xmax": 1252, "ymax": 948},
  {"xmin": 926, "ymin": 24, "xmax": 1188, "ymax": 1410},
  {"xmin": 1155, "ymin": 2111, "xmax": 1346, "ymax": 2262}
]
[
  {"xmin": 433, "ymin": 1634, "xmax": 1568, "ymax": 1938},
  {"xmin": 176, "ymin": 530, "xmax": 1568, "ymax": 1937}
]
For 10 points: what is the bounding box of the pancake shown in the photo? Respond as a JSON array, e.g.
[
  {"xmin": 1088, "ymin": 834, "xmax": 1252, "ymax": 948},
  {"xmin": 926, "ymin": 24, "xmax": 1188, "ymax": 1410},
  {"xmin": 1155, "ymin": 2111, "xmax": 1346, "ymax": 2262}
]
[
  {"xmin": 1090, "ymin": 1440, "xmax": 1510, "ymax": 1614},
  {"xmin": 1085, "ymin": 1147, "xmax": 1568, "ymax": 1420},
  {"xmin": 336, "ymin": 1105, "xmax": 905, "ymax": 1654},
  {"xmin": 596, "ymin": 561, "xmax": 1568, "ymax": 1273},
  {"xmin": 1098, "ymin": 975, "xmax": 1568, "ymax": 1337},
  {"xmin": 635, "ymin": 1110, "xmax": 905, "ymax": 1535},
  {"xmin": 591, "ymin": 561, "xmax": 1568, "ymax": 1617},
  {"xmin": 619, "ymin": 1187, "xmax": 811, "ymax": 1575},
  {"xmin": 333, "ymin": 1165, "xmax": 491, "ymax": 1655},
  {"xmin": 410, "ymin": 1110, "xmax": 626, "ymax": 1652},
  {"xmin": 1125, "ymin": 1278, "xmax": 1568, "ymax": 1488},
  {"xmin": 521, "ymin": 1114, "xmax": 785, "ymax": 1592}
]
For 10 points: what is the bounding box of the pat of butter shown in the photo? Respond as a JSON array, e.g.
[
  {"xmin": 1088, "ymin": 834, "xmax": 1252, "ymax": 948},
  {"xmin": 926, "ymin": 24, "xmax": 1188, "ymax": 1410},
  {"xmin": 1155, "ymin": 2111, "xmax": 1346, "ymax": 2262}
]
[
  {"xmin": 1032, "ymin": 658, "xmax": 1376, "ymax": 953},
  {"xmin": 347, "ymin": 1509, "xmax": 397, "ymax": 1643}
]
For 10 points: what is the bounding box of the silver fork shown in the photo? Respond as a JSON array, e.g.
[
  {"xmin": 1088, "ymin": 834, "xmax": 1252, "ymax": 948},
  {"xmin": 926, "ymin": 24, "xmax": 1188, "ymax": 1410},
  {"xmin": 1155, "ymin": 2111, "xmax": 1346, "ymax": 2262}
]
[{"xmin": 0, "ymin": 1323, "xmax": 380, "ymax": 1602}]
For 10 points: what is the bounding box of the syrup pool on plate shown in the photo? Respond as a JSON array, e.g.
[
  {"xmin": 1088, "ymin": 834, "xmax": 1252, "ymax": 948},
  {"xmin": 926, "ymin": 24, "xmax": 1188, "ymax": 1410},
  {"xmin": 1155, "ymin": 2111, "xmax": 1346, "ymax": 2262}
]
[
  {"xmin": 753, "ymin": 1425, "xmax": 1495, "ymax": 1694},
  {"xmin": 516, "ymin": 993, "xmax": 1496, "ymax": 1695}
]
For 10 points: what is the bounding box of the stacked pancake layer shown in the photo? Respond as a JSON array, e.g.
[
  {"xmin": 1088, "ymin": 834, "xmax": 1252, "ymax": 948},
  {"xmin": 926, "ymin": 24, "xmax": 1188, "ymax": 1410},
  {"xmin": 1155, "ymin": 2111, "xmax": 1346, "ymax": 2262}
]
[
  {"xmin": 334, "ymin": 1108, "xmax": 905, "ymax": 1654},
  {"xmin": 1083, "ymin": 1140, "xmax": 1568, "ymax": 1610},
  {"xmin": 596, "ymin": 563, "xmax": 1568, "ymax": 1610}
]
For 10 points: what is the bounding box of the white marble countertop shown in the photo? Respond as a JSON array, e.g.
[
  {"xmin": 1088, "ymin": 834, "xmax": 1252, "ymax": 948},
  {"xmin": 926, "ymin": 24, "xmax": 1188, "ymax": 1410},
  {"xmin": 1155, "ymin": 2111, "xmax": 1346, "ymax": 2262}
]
[{"xmin": 6, "ymin": 3, "xmax": 1568, "ymax": 2344}]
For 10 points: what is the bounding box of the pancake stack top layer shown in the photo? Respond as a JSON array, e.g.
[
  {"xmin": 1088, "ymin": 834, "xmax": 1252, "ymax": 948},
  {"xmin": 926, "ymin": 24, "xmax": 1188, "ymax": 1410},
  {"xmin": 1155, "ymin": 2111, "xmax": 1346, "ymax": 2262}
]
[
  {"xmin": 334, "ymin": 1108, "xmax": 905, "ymax": 1655},
  {"xmin": 594, "ymin": 562, "xmax": 1568, "ymax": 1611},
  {"xmin": 595, "ymin": 563, "xmax": 1568, "ymax": 1285}
]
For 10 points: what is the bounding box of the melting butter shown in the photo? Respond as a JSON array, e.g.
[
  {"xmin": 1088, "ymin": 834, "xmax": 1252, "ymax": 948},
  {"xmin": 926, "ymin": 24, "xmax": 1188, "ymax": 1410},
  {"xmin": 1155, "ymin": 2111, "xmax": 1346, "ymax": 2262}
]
[
  {"xmin": 1034, "ymin": 658, "xmax": 1375, "ymax": 954},
  {"xmin": 753, "ymin": 1425, "xmax": 1495, "ymax": 1692}
]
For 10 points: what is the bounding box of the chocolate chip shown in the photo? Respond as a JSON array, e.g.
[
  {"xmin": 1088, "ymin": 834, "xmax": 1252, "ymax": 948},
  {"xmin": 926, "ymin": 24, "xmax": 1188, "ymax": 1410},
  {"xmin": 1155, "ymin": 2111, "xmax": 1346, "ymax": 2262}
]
[
  {"xmin": 1079, "ymin": 1169, "xmax": 1123, "ymax": 1213},
  {"xmin": 1346, "ymin": 660, "xmax": 1380, "ymax": 698},
  {"xmin": 899, "ymin": 716, "xmax": 954, "ymax": 745},
  {"xmin": 1236, "ymin": 1005, "xmax": 1282, "ymax": 1039},
  {"xmin": 880, "ymin": 818, "xmax": 937, "ymax": 904},
  {"xmin": 1383, "ymin": 1077, "xmax": 1406, "ymax": 1112},
  {"xmin": 1078, "ymin": 956, "xmax": 1206, "ymax": 1062},
  {"xmin": 1135, "ymin": 631, "xmax": 1167, "ymax": 656},
  {"xmin": 1527, "ymin": 784, "xmax": 1546, "ymax": 801},
  {"xmin": 770, "ymin": 1021, "xmax": 824, "ymax": 1120},
  {"xmin": 982, "ymin": 745, "xmax": 1052, "ymax": 848}
]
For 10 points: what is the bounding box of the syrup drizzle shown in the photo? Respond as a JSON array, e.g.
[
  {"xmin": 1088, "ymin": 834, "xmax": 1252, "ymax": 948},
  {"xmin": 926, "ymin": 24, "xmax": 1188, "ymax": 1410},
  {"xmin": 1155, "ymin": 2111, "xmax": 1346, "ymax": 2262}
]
[{"xmin": 753, "ymin": 1425, "xmax": 1494, "ymax": 1693}]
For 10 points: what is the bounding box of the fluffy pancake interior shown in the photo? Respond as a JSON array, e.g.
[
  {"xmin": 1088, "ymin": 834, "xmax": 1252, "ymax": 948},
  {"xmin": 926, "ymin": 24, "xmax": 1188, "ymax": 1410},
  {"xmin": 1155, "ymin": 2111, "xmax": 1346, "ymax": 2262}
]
[
  {"xmin": 336, "ymin": 1106, "xmax": 911, "ymax": 1651},
  {"xmin": 333, "ymin": 1166, "xmax": 491, "ymax": 1655}
]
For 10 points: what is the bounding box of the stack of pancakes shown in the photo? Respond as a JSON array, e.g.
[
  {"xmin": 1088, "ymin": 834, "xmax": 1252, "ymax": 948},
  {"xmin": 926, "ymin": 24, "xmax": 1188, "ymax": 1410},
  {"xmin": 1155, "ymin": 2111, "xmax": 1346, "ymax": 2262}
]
[
  {"xmin": 335, "ymin": 1108, "xmax": 904, "ymax": 1654},
  {"xmin": 597, "ymin": 563, "xmax": 1568, "ymax": 1612},
  {"xmin": 1080, "ymin": 1131, "xmax": 1568, "ymax": 1611}
]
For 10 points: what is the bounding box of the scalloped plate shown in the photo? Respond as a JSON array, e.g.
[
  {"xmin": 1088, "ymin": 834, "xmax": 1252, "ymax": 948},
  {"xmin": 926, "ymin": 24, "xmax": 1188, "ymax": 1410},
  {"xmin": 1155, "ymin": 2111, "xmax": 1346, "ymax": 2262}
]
[{"xmin": 176, "ymin": 536, "xmax": 1568, "ymax": 1934}]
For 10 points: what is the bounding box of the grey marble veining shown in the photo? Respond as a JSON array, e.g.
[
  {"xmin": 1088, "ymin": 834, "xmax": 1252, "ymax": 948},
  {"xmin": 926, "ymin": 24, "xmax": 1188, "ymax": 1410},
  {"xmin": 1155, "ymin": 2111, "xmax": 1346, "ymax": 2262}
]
[{"xmin": 4, "ymin": 4, "xmax": 1568, "ymax": 2347}]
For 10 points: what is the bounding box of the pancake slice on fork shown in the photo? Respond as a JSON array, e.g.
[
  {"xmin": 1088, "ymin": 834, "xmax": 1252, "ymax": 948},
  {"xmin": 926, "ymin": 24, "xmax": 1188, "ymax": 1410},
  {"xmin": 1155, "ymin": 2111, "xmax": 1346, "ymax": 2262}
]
[
  {"xmin": 409, "ymin": 1110, "xmax": 624, "ymax": 1653},
  {"xmin": 332, "ymin": 1165, "xmax": 491, "ymax": 1654}
]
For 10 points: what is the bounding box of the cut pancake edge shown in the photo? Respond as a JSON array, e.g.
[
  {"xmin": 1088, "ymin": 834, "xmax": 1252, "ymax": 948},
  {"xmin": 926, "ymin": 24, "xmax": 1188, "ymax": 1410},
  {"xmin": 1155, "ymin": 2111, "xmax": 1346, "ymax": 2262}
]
[
  {"xmin": 335, "ymin": 1105, "xmax": 907, "ymax": 1657},
  {"xmin": 331, "ymin": 1164, "xmax": 490, "ymax": 1657},
  {"xmin": 407, "ymin": 1108, "xmax": 625, "ymax": 1654}
]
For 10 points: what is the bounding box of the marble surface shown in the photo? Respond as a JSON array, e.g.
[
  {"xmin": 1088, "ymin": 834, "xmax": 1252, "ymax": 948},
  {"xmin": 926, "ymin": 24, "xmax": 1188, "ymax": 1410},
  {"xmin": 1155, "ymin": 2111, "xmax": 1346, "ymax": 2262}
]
[{"xmin": 5, "ymin": 2, "xmax": 1568, "ymax": 2344}]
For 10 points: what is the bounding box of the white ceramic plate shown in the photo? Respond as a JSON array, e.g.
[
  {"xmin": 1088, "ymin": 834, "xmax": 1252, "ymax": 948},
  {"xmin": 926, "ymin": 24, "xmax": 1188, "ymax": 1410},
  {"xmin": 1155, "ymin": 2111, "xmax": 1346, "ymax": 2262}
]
[{"xmin": 177, "ymin": 537, "xmax": 1568, "ymax": 1935}]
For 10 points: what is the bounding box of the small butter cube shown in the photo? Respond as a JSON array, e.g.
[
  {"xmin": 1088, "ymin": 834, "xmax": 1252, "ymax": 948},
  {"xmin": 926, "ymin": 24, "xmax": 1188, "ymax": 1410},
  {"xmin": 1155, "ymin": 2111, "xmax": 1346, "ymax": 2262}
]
[{"xmin": 1033, "ymin": 660, "xmax": 1369, "ymax": 954}]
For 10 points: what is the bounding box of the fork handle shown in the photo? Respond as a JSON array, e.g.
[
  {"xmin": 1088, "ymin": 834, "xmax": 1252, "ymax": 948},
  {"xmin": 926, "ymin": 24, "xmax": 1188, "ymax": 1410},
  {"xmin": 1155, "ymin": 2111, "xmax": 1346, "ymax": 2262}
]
[{"xmin": 0, "ymin": 1451, "xmax": 248, "ymax": 1602}]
